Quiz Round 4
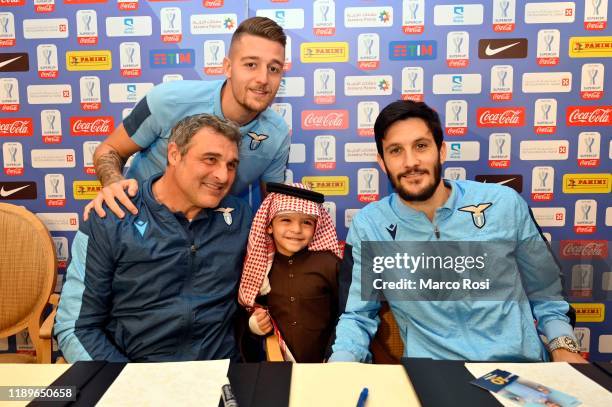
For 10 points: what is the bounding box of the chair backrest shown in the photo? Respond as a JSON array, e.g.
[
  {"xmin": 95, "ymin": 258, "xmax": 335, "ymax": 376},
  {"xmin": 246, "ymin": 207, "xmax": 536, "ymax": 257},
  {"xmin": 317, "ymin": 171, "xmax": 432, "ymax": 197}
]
[
  {"xmin": 265, "ymin": 333, "xmax": 284, "ymax": 362},
  {"xmin": 0, "ymin": 203, "xmax": 57, "ymax": 339},
  {"xmin": 371, "ymin": 302, "xmax": 404, "ymax": 364}
]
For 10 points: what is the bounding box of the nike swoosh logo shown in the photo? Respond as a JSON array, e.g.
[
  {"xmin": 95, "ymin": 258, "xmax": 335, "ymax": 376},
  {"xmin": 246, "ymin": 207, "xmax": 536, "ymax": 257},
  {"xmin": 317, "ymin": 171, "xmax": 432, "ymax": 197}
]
[
  {"xmin": 482, "ymin": 178, "xmax": 516, "ymax": 185},
  {"xmin": 485, "ymin": 42, "xmax": 520, "ymax": 56},
  {"xmin": 0, "ymin": 185, "xmax": 29, "ymax": 197},
  {"xmin": 0, "ymin": 56, "xmax": 22, "ymax": 69}
]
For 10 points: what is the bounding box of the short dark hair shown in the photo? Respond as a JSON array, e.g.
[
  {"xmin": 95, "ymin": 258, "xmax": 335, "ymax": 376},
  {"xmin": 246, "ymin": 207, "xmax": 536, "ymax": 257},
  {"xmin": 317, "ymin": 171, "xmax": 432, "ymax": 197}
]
[
  {"xmin": 169, "ymin": 114, "xmax": 241, "ymax": 156},
  {"xmin": 374, "ymin": 101, "xmax": 444, "ymax": 156},
  {"xmin": 230, "ymin": 16, "xmax": 286, "ymax": 49}
]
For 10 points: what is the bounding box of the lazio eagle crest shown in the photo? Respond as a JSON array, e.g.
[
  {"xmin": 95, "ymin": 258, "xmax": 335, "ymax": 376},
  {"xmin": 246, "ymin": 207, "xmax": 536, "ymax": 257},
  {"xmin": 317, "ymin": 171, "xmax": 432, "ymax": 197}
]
[
  {"xmin": 247, "ymin": 132, "xmax": 269, "ymax": 150},
  {"xmin": 215, "ymin": 207, "xmax": 234, "ymax": 226},
  {"xmin": 458, "ymin": 203, "xmax": 493, "ymax": 229}
]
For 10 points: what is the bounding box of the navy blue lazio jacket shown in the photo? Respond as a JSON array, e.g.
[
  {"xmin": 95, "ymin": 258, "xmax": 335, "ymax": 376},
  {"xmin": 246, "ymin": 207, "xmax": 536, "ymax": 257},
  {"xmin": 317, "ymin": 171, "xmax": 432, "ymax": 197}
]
[{"xmin": 54, "ymin": 174, "xmax": 251, "ymax": 362}]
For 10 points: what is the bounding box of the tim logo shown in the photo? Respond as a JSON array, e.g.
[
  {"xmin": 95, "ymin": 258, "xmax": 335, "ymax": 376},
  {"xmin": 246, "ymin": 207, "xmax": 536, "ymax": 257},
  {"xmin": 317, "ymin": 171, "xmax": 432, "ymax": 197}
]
[
  {"xmin": 149, "ymin": 50, "xmax": 194, "ymax": 68},
  {"xmin": 389, "ymin": 41, "xmax": 436, "ymax": 60}
]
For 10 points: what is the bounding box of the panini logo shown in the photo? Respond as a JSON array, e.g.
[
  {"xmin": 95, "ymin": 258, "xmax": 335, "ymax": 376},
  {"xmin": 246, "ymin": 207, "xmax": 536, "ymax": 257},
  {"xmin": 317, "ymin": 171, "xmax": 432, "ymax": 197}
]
[
  {"xmin": 300, "ymin": 42, "xmax": 349, "ymax": 63},
  {"xmin": 73, "ymin": 180, "xmax": 102, "ymax": 200},
  {"xmin": 389, "ymin": 41, "xmax": 436, "ymax": 60},
  {"xmin": 301, "ymin": 176, "xmax": 349, "ymax": 196},
  {"xmin": 563, "ymin": 174, "xmax": 611, "ymax": 194},
  {"xmin": 569, "ymin": 36, "xmax": 612, "ymax": 58},
  {"xmin": 571, "ymin": 303, "xmax": 605, "ymax": 323},
  {"xmin": 150, "ymin": 49, "xmax": 195, "ymax": 68},
  {"xmin": 66, "ymin": 51, "xmax": 112, "ymax": 71}
]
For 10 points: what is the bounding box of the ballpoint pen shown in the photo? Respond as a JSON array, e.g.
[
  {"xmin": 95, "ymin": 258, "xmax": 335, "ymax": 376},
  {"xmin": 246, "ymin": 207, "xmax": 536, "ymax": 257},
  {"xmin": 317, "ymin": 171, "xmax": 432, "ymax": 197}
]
[{"xmin": 356, "ymin": 387, "xmax": 369, "ymax": 407}]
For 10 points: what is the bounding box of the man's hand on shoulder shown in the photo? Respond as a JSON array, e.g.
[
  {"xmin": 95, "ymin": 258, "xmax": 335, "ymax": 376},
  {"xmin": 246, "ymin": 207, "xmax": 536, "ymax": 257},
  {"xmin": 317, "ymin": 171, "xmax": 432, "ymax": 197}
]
[
  {"xmin": 550, "ymin": 349, "xmax": 588, "ymax": 363},
  {"xmin": 83, "ymin": 179, "xmax": 139, "ymax": 221}
]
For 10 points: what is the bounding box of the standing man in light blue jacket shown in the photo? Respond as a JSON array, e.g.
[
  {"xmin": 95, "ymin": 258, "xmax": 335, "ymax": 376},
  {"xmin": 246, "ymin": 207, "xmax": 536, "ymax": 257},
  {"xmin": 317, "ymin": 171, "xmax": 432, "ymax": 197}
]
[{"xmin": 330, "ymin": 100, "xmax": 586, "ymax": 363}]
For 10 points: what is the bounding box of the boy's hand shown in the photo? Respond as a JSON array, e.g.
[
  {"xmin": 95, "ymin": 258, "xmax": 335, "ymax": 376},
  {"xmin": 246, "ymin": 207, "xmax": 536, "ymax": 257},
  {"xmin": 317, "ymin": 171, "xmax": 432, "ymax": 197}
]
[{"xmin": 253, "ymin": 308, "xmax": 273, "ymax": 334}]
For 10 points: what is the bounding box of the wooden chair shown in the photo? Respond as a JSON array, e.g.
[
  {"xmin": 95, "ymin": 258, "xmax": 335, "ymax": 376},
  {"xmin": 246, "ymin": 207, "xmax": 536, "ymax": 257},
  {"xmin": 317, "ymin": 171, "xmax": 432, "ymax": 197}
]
[
  {"xmin": 371, "ymin": 302, "xmax": 404, "ymax": 364},
  {"xmin": 264, "ymin": 305, "xmax": 405, "ymax": 363},
  {"xmin": 0, "ymin": 203, "xmax": 59, "ymax": 363}
]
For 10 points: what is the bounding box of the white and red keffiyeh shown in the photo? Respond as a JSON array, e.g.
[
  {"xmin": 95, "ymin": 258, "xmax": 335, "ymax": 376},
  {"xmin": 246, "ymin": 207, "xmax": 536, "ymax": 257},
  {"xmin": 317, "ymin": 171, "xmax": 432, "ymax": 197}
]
[{"xmin": 238, "ymin": 182, "xmax": 341, "ymax": 309}]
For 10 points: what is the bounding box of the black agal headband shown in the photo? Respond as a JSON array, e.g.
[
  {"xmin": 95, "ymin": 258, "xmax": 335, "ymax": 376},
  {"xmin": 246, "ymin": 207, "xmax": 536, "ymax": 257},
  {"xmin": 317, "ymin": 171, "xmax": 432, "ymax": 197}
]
[{"xmin": 266, "ymin": 182, "xmax": 325, "ymax": 204}]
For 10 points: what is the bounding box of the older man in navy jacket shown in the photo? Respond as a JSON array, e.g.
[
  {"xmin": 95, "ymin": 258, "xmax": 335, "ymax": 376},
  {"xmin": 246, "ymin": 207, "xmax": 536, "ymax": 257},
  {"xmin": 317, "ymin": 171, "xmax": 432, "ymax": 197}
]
[{"xmin": 55, "ymin": 113, "xmax": 251, "ymax": 362}]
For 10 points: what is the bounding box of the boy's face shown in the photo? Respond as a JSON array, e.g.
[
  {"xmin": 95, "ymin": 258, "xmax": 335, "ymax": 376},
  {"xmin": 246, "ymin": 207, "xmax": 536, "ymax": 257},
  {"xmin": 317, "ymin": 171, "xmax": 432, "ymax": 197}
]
[{"xmin": 267, "ymin": 212, "xmax": 317, "ymax": 257}]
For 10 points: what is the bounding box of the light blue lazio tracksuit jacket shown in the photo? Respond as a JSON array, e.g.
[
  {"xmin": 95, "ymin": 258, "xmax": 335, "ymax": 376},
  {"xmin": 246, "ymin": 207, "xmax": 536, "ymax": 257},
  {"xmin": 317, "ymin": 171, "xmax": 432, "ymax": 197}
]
[
  {"xmin": 123, "ymin": 79, "xmax": 290, "ymax": 198},
  {"xmin": 331, "ymin": 179, "xmax": 575, "ymax": 362}
]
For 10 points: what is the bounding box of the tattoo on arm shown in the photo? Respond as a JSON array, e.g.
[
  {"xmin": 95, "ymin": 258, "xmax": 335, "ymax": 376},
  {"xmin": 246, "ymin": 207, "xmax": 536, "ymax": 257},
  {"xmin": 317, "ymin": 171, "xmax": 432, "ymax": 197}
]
[{"xmin": 95, "ymin": 150, "xmax": 126, "ymax": 186}]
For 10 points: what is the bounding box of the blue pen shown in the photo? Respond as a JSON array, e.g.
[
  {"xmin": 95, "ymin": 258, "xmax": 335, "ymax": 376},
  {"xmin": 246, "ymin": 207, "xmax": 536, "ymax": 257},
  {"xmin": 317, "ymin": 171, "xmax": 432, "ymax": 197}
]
[{"xmin": 356, "ymin": 387, "xmax": 369, "ymax": 407}]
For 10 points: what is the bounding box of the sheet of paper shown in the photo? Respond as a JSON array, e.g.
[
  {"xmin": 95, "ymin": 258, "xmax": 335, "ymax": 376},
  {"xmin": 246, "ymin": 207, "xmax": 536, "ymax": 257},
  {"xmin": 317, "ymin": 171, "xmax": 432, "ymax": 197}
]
[
  {"xmin": 465, "ymin": 362, "xmax": 612, "ymax": 407},
  {"xmin": 290, "ymin": 362, "xmax": 421, "ymax": 407},
  {"xmin": 97, "ymin": 359, "xmax": 229, "ymax": 407},
  {"xmin": 0, "ymin": 363, "xmax": 71, "ymax": 407}
]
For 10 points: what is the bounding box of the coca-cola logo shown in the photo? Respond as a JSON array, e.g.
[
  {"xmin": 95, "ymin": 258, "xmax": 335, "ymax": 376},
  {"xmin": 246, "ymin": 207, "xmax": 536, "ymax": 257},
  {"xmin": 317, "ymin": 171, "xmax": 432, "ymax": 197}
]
[
  {"xmin": 560, "ymin": 240, "xmax": 608, "ymax": 259},
  {"xmin": 566, "ymin": 106, "xmax": 612, "ymax": 126},
  {"xmin": 203, "ymin": 0, "xmax": 223, "ymax": 6},
  {"xmin": 477, "ymin": 107, "xmax": 525, "ymax": 127},
  {"xmin": 302, "ymin": 110, "xmax": 349, "ymax": 130},
  {"xmin": 0, "ymin": 118, "xmax": 33, "ymax": 137},
  {"xmin": 70, "ymin": 116, "xmax": 114, "ymax": 136}
]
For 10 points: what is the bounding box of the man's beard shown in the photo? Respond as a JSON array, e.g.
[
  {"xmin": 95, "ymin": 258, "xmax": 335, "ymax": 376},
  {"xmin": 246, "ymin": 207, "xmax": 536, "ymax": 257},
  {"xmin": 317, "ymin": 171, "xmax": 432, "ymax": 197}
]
[
  {"xmin": 384, "ymin": 158, "xmax": 442, "ymax": 202},
  {"xmin": 239, "ymin": 86, "xmax": 272, "ymax": 115}
]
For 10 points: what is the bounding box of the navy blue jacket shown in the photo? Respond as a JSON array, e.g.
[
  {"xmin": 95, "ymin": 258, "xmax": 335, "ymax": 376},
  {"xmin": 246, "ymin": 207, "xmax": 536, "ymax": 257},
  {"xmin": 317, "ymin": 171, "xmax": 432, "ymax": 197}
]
[{"xmin": 55, "ymin": 175, "xmax": 251, "ymax": 362}]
